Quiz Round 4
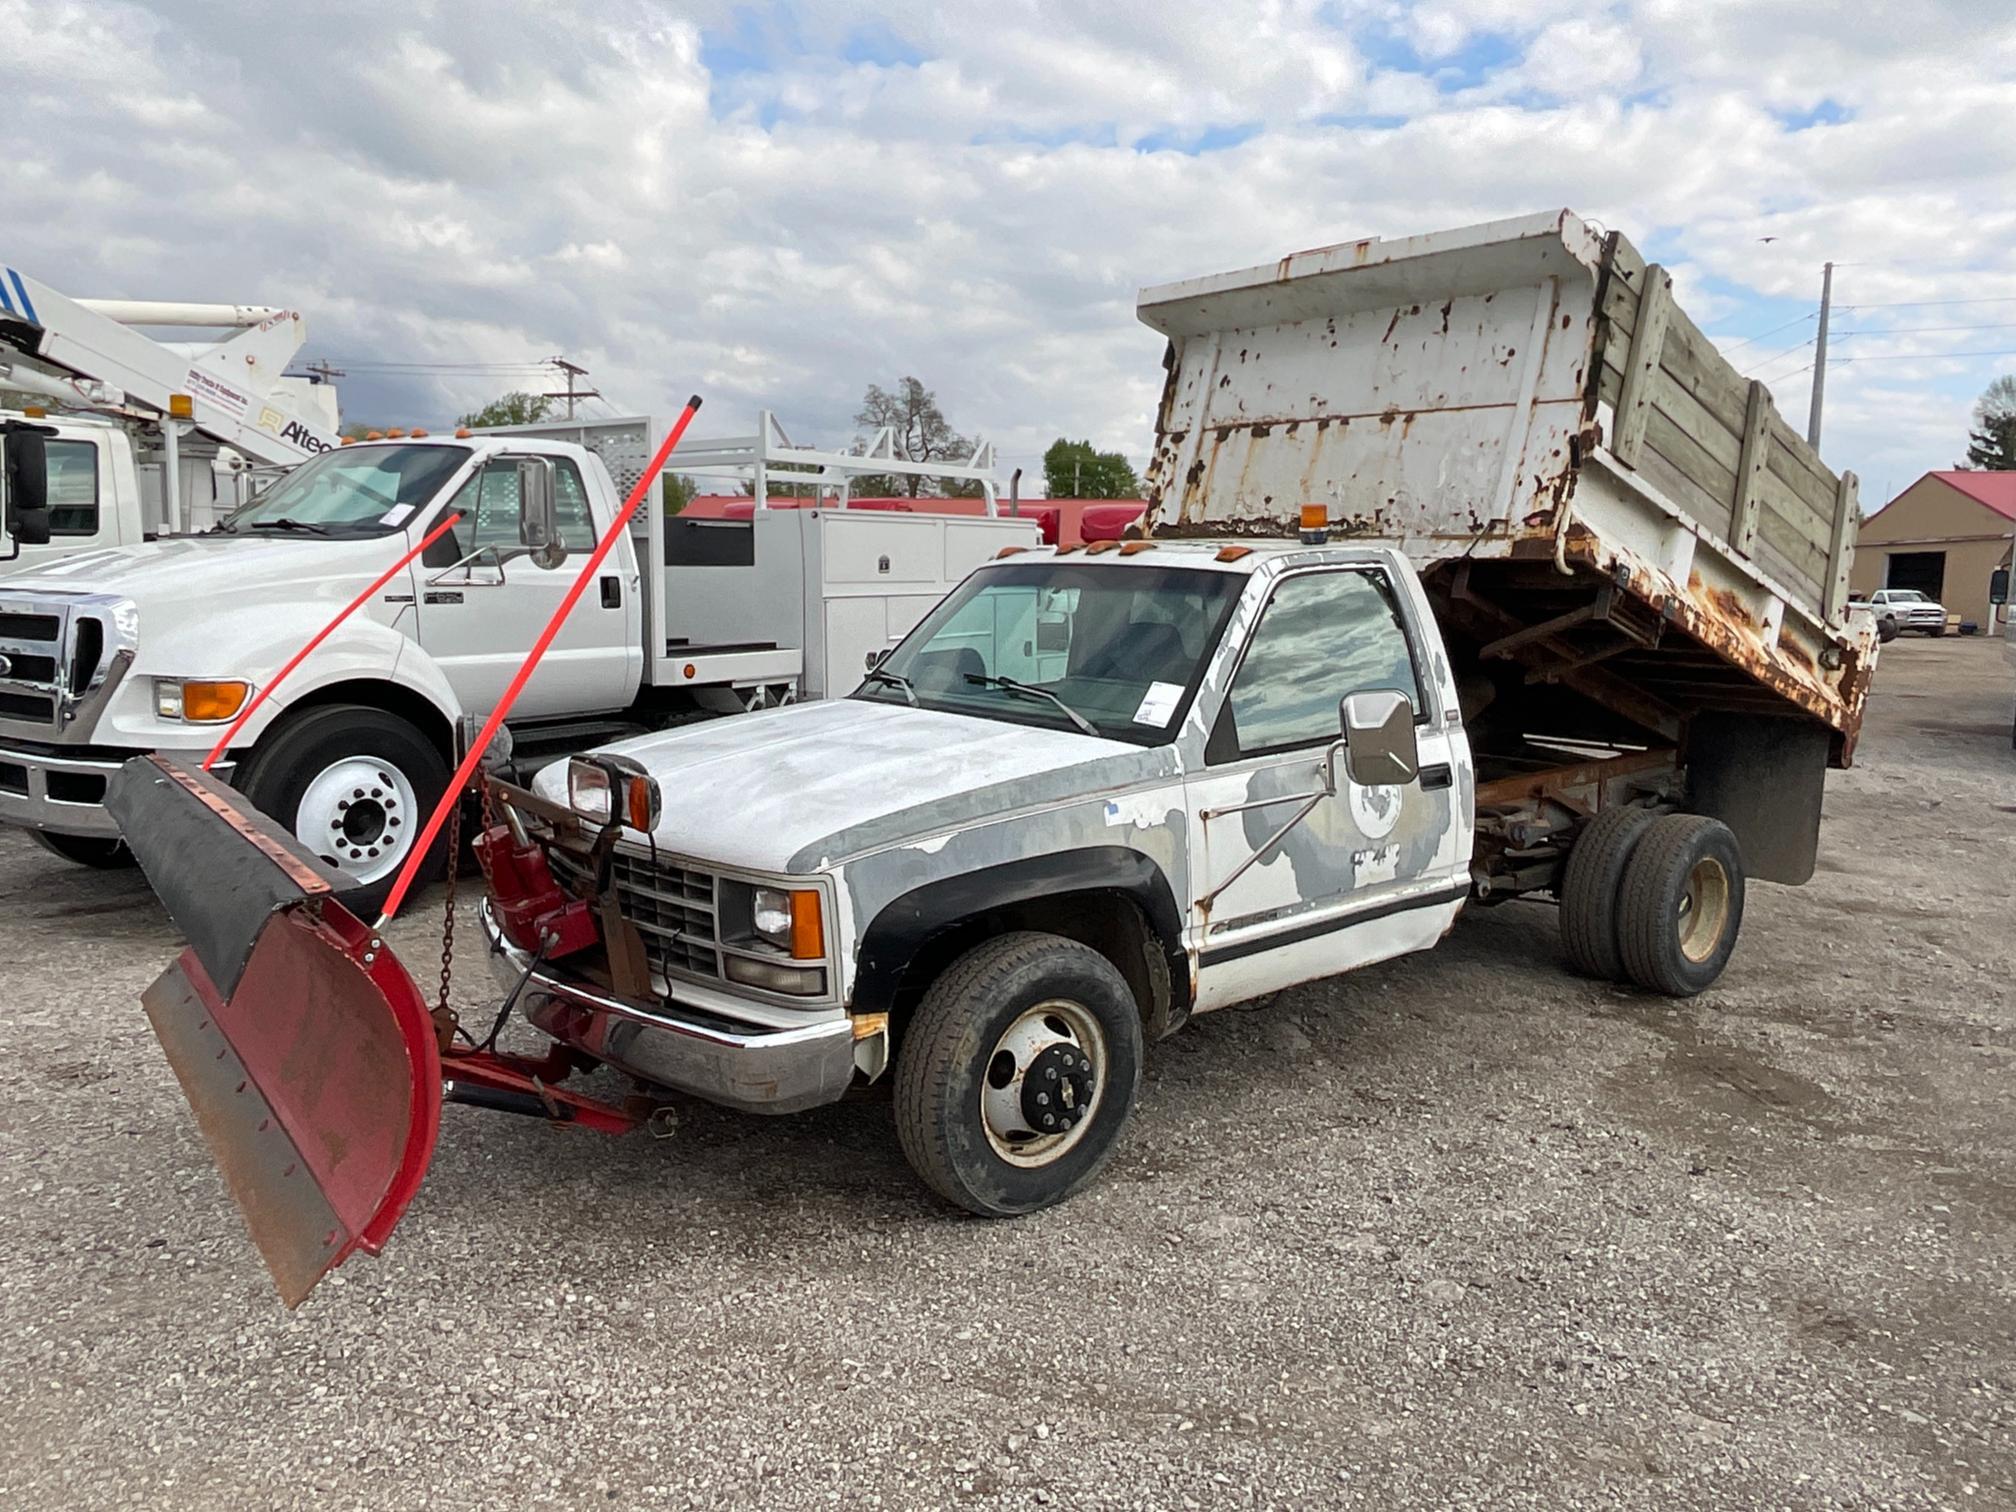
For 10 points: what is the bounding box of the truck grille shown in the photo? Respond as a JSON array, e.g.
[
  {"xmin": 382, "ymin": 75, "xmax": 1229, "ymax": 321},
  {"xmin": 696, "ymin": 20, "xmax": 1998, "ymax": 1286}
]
[
  {"xmin": 0, "ymin": 600, "xmax": 69, "ymax": 732},
  {"xmin": 549, "ymin": 848, "xmax": 722, "ymax": 982},
  {"xmin": 0, "ymin": 612, "xmax": 59, "ymax": 641}
]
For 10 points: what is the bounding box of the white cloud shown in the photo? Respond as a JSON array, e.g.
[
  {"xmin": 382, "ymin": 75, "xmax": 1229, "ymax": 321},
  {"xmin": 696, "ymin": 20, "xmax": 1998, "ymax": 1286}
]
[{"xmin": 0, "ymin": 0, "xmax": 2011, "ymax": 503}]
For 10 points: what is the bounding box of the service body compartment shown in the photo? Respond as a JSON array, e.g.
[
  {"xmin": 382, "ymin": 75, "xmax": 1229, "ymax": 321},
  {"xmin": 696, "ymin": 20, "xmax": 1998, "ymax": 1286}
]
[{"xmin": 650, "ymin": 506, "xmax": 1038, "ymax": 698}]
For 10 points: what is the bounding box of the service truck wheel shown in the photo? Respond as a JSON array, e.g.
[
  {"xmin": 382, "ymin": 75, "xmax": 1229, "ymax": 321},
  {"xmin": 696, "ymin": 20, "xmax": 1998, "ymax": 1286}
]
[
  {"xmin": 1558, "ymin": 805, "xmax": 1655, "ymax": 980},
  {"xmin": 1617, "ymin": 815, "xmax": 1745, "ymax": 997},
  {"xmin": 30, "ymin": 830, "xmax": 137, "ymax": 869},
  {"xmin": 895, "ymin": 931, "xmax": 1143, "ymax": 1218},
  {"xmin": 236, "ymin": 705, "xmax": 451, "ymax": 915}
]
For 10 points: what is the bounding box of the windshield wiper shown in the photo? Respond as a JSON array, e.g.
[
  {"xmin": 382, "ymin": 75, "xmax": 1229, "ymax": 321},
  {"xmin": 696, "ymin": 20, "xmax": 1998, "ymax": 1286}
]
[
  {"xmin": 864, "ymin": 667, "xmax": 918, "ymax": 706},
  {"xmin": 964, "ymin": 673, "xmax": 1099, "ymax": 737},
  {"xmin": 251, "ymin": 517, "xmax": 332, "ymax": 535}
]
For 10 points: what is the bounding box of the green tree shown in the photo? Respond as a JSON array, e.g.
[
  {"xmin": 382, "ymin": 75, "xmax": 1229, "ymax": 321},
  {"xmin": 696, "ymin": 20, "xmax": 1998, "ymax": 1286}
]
[
  {"xmin": 661, "ymin": 473, "xmax": 698, "ymax": 514},
  {"xmin": 1043, "ymin": 437, "xmax": 1140, "ymax": 498},
  {"xmin": 854, "ymin": 377, "xmax": 974, "ymax": 497},
  {"xmin": 1964, "ymin": 375, "xmax": 2016, "ymax": 469},
  {"xmin": 457, "ymin": 391, "xmax": 555, "ymax": 429}
]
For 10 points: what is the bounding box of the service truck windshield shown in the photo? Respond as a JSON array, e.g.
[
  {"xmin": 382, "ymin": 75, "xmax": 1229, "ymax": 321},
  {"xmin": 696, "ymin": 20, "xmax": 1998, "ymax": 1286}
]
[
  {"xmin": 859, "ymin": 561, "xmax": 1243, "ymax": 744},
  {"xmin": 219, "ymin": 445, "xmax": 471, "ymax": 537}
]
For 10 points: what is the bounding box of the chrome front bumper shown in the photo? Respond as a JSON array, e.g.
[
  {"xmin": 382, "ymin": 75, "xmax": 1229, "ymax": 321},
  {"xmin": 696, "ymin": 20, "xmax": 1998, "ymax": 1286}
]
[
  {"xmin": 0, "ymin": 743, "xmax": 233, "ymax": 838},
  {"xmin": 481, "ymin": 902, "xmax": 859, "ymax": 1115}
]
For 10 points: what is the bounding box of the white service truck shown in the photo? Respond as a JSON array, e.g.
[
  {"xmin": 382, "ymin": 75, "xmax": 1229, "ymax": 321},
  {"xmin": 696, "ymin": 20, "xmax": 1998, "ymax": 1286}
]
[{"xmin": 0, "ymin": 410, "xmax": 1035, "ymax": 902}]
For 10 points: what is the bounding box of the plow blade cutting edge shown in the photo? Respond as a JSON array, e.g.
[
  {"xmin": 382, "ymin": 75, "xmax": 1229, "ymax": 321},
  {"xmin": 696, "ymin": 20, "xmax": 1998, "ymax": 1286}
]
[{"xmin": 107, "ymin": 755, "xmax": 442, "ymax": 1307}]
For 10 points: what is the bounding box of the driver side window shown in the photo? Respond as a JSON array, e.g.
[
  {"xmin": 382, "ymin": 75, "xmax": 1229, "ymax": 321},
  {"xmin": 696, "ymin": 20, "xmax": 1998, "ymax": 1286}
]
[
  {"xmin": 428, "ymin": 459, "xmax": 596, "ymax": 565},
  {"xmin": 1212, "ymin": 570, "xmax": 1422, "ymax": 762}
]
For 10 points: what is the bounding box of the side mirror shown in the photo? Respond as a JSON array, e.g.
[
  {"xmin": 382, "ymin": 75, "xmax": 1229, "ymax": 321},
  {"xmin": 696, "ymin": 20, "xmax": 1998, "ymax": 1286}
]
[
  {"xmin": 516, "ymin": 457, "xmax": 565, "ymax": 569},
  {"xmin": 1338, "ymin": 689, "xmax": 1419, "ymax": 786},
  {"xmin": 1, "ymin": 427, "xmax": 53, "ymax": 549},
  {"xmin": 864, "ymin": 647, "xmax": 890, "ymax": 672},
  {"xmin": 1992, "ymin": 567, "xmax": 2010, "ymax": 607}
]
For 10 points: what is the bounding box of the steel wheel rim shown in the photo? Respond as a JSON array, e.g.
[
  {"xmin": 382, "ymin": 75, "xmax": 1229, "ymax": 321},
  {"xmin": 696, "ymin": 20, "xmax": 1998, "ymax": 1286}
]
[
  {"xmin": 1676, "ymin": 856, "xmax": 1731, "ymax": 964},
  {"xmin": 979, "ymin": 998, "xmax": 1107, "ymax": 1167},
  {"xmin": 296, "ymin": 756, "xmax": 418, "ymax": 884}
]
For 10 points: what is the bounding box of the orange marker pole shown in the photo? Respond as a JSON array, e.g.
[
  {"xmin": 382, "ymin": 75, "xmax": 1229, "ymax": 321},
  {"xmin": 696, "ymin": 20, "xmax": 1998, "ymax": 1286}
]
[
  {"xmin": 201, "ymin": 510, "xmax": 466, "ymax": 771},
  {"xmin": 374, "ymin": 397, "xmax": 704, "ymax": 926}
]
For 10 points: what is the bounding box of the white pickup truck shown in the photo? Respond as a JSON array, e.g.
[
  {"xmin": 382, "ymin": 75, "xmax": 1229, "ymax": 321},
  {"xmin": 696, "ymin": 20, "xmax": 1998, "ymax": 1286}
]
[
  {"xmin": 0, "ymin": 413, "xmax": 1035, "ymax": 905},
  {"xmin": 460, "ymin": 211, "xmax": 1876, "ymax": 1217}
]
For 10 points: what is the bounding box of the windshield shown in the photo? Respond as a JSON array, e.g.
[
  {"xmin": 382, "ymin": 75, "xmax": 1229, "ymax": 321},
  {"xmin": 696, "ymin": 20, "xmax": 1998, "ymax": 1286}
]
[
  {"xmin": 220, "ymin": 445, "xmax": 471, "ymax": 536},
  {"xmin": 1889, "ymin": 589, "xmax": 1927, "ymax": 602},
  {"xmin": 857, "ymin": 560, "xmax": 1245, "ymax": 744}
]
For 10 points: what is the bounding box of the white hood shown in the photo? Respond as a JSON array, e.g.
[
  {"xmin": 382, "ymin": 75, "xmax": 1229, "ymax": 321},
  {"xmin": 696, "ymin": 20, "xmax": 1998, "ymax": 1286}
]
[{"xmin": 533, "ymin": 696, "xmax": 1163, "ymax": 874}]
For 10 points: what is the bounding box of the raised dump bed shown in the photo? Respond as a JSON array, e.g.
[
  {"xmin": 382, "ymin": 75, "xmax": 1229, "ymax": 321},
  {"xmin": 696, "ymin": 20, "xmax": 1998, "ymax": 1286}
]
[{"xmin": 1136, "ymin": 209, "xmax": 1873, "ymax": 783}]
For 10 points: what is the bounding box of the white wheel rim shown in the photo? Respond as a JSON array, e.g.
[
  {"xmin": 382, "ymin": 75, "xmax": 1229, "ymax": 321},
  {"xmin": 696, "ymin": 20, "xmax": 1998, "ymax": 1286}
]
[
  {"xmin": 295, "ymin": 756, "xmax": 419, "ymax": 885},
  {"xmin": 979, "ymin": 999, "xmax": 1107, "ymax": 1167}
]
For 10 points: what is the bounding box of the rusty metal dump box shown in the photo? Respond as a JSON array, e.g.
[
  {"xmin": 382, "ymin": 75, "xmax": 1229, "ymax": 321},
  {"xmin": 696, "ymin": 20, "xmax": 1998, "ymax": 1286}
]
[{"xmin": 1138, "ymin": 210, "xmax": 1873, "ymax": 763}]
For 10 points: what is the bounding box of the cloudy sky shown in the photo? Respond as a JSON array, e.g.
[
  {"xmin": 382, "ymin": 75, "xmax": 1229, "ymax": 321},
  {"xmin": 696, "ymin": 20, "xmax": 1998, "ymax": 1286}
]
[{"xmin": 4, "ymin": 0, "xmax": 2013, "ymax": 504}]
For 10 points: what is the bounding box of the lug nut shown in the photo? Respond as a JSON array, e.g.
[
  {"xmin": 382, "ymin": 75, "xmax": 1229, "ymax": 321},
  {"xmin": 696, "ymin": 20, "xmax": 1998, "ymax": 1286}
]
[
  {"xmin": 1043, "ymin": 1114, "xmax": 1055, "ymax": 1128},
  {"xmin": 1046, "ymin": 1067, "xmax": 1057, "ymax": 1081},
  {"xmin": 1035, "ymin": 1092, "xmax": 1049, "ymax": 1106}
]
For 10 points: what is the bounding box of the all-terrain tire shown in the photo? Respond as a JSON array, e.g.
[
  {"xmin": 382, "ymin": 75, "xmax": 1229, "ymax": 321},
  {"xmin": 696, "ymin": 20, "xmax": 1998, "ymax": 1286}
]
[
  {"xmin": 235, "ymin": 704, "xmax": 451, "ymax": 916},
  {"xmin": 30, "ymin": 830, "xmax": 137, "ymax": 869},
  {"xmin": 1617, "ymin": 814, "xmax": 1745, "ymax": 997},
  {"xmin": 1559, "ymin": 805, "xmax": 1656, "ymax": 980},
  {"xmin": 895, "ymin": 931, "xmax": 1143, "ymax": 1217}
]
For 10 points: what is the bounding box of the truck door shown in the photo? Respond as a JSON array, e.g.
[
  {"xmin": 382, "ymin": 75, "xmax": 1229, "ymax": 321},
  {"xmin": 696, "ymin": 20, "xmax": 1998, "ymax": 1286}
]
[
  {"xmin": 414, "ymin": 456, "xmax": 640, "ymax": 720},
  {"xmin": 3, "ymin": 432, "xmax": 114, "ymax": 567},
  {"xmin": 1184, "ymin": 566, "xmax": 1471, "ymax": 1012}
]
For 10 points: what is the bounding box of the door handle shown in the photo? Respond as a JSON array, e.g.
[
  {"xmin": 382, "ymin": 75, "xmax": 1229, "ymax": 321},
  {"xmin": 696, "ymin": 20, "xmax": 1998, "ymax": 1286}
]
[
  {"xmin": 600, "ymin": 575, "xmax": 621, "ymax": 609},
  {"xmin": 1419, "ymin": 763, "xmax": 1452, "ymax": 790}
]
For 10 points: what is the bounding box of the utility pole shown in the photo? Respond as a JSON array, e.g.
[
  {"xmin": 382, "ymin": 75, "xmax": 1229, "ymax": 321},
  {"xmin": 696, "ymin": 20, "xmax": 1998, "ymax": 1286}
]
[
  {"xmin": 544, "ymin": 356, "xmax": 599, "ymax": 420},
  {"xmin": 301, "ymin": 359, "xmax": 345, "ymax": 386},
  {"xmin": 1806, "ymin": 261, "xmax": 1833, "ymax": 449}
]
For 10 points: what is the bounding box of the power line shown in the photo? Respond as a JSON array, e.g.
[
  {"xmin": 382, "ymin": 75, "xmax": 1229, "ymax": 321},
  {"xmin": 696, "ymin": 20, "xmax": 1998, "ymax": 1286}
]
[
  {"xmin": 1834, "ymin": 321, "xmax": 2016, "ymax": 337},
  {"xmin": 1716, "ymin": 309, "xmax": 1818, "ymax": 354},
  {"xmin": 1837, "ymin": 295, "xmax": 2016, "ymax": 310},
  {"xmin": 1742, "ymin": 335, "xmax": 1816, "ymax": 375},
  {"xmin": 1763, "ymin": 346, "xmax": 2016, "ymax": 381}
]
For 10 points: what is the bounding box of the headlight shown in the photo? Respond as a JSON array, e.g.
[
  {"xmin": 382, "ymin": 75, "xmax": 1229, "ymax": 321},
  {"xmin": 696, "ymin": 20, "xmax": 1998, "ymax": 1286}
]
[
  {"xmin": 566, "ymin": 758, "xmax": 613, "ymax": 824},
  {"xmin": 154, "ymin": 678, "xmax": 250, "ymax": 723},
  {"xmin": 567, "ymin": 755, "xmax": 659, "ymax": 831},
  {"xmin": 725, "ymin": 880, "xmax": 825, "ymax": 960}
]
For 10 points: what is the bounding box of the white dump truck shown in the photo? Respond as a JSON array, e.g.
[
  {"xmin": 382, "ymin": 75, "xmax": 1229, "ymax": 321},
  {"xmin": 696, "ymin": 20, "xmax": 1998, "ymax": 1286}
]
[
  {"xmin": 2, "ymin": 410, "xmax": 1036, "ymax": 902},
  {"xmin": 109, "ymin": 212, "xmax": 1878, "ymax": 1309}
]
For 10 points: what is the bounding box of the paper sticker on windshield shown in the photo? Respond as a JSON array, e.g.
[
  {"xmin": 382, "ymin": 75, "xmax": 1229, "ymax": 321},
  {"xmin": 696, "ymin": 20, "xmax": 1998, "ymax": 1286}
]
[
  {"xmin": 1132, "ymin": 681, "xmax": 1183, "ymax": 726},
  {"xmin": 379, "ymin": 505, "xmax": 416, "ymax": 528}
]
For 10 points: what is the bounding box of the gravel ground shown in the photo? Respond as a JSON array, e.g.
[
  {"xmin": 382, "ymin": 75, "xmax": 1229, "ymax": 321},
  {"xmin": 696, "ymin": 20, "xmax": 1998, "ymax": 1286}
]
[{"xmin": 0, "ymin": 636, "xmax": 2010, "ymax": 1510}]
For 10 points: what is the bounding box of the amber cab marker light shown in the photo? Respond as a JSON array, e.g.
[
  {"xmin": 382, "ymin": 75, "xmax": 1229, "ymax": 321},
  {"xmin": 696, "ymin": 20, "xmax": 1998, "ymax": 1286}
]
[
  {"xmin": 789, "ymin": 890, "xmax": 824, "ymax": 960},
  {"xmin": 455, "ymin": 427, "xmax": 473, "ymax": 438},
  {"xmin": 1215, "ymin": 545, "xmax": 1255, "ymax": 562},
  {"xmin": 1299, "ymin": 503, "xmax": 1329, "ymax": 544}
]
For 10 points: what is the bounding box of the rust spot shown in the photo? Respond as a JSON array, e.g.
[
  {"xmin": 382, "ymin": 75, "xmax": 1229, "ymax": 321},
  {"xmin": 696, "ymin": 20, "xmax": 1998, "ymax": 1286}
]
[
  {"xmin": 1561, "ymin": 313, "xmax": 1572, "ymax": 329},
  {"xmin": 1377, "ymin": 406, "xmax": 1401, "ymax": 427},
  {"xmin": 1251, "ymin": 424, "xmax": 1271, "ymax": 438},
  {"xmin": 1439, "ymin": 300, "xmax": 1453, "ymax": 334},
  {"xmin": 1381, "ymin": 309, "xmax": 1403, "ymax": 343},
  {"xmin": 1400, "ymin": 412, "xmax": 1417, "ymax": 438}
]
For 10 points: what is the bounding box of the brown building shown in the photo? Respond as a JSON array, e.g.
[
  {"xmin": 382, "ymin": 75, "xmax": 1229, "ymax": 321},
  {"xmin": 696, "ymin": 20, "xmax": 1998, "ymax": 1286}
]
[{"xmin": 1849, "ymin": 471, "xmax": 2016, "ymax": 628}]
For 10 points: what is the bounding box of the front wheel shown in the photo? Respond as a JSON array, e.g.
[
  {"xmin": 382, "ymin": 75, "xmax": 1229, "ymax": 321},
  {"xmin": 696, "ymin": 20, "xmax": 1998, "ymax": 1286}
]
[
  {"xmin": 235, "ymin": 704, "xmax": 451, "ymax": 916},
  {"xmin": 30, "ymin": 830, "xmax": 137, "ymax": 869},
  {"xmin": 1876, "ymin": 616, "xmax": 1900, "ymax": 644},
  {"xmin": 895, "ymin": 932, "xmax": 1143, "ymax": 1217}
]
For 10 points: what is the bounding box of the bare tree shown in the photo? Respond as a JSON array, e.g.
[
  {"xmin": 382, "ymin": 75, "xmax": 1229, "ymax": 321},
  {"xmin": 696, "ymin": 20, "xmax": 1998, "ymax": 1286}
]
[{"xmin": 854, "ymin": 377, "xmax": 975, "ymax": 497}]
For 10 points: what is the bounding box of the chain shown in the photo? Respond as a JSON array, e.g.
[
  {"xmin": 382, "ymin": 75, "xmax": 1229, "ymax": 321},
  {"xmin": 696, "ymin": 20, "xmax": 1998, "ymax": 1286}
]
[{"xmin": 436, "ymin": 793, "xmax": 463, "ymax": 1021}]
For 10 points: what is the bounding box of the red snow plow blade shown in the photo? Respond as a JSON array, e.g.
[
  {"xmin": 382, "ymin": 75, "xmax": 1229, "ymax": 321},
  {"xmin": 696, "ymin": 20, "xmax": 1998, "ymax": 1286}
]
[{"xmin": 108, "ymin": 756, "xmax": 442, "ymax": 1307}]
